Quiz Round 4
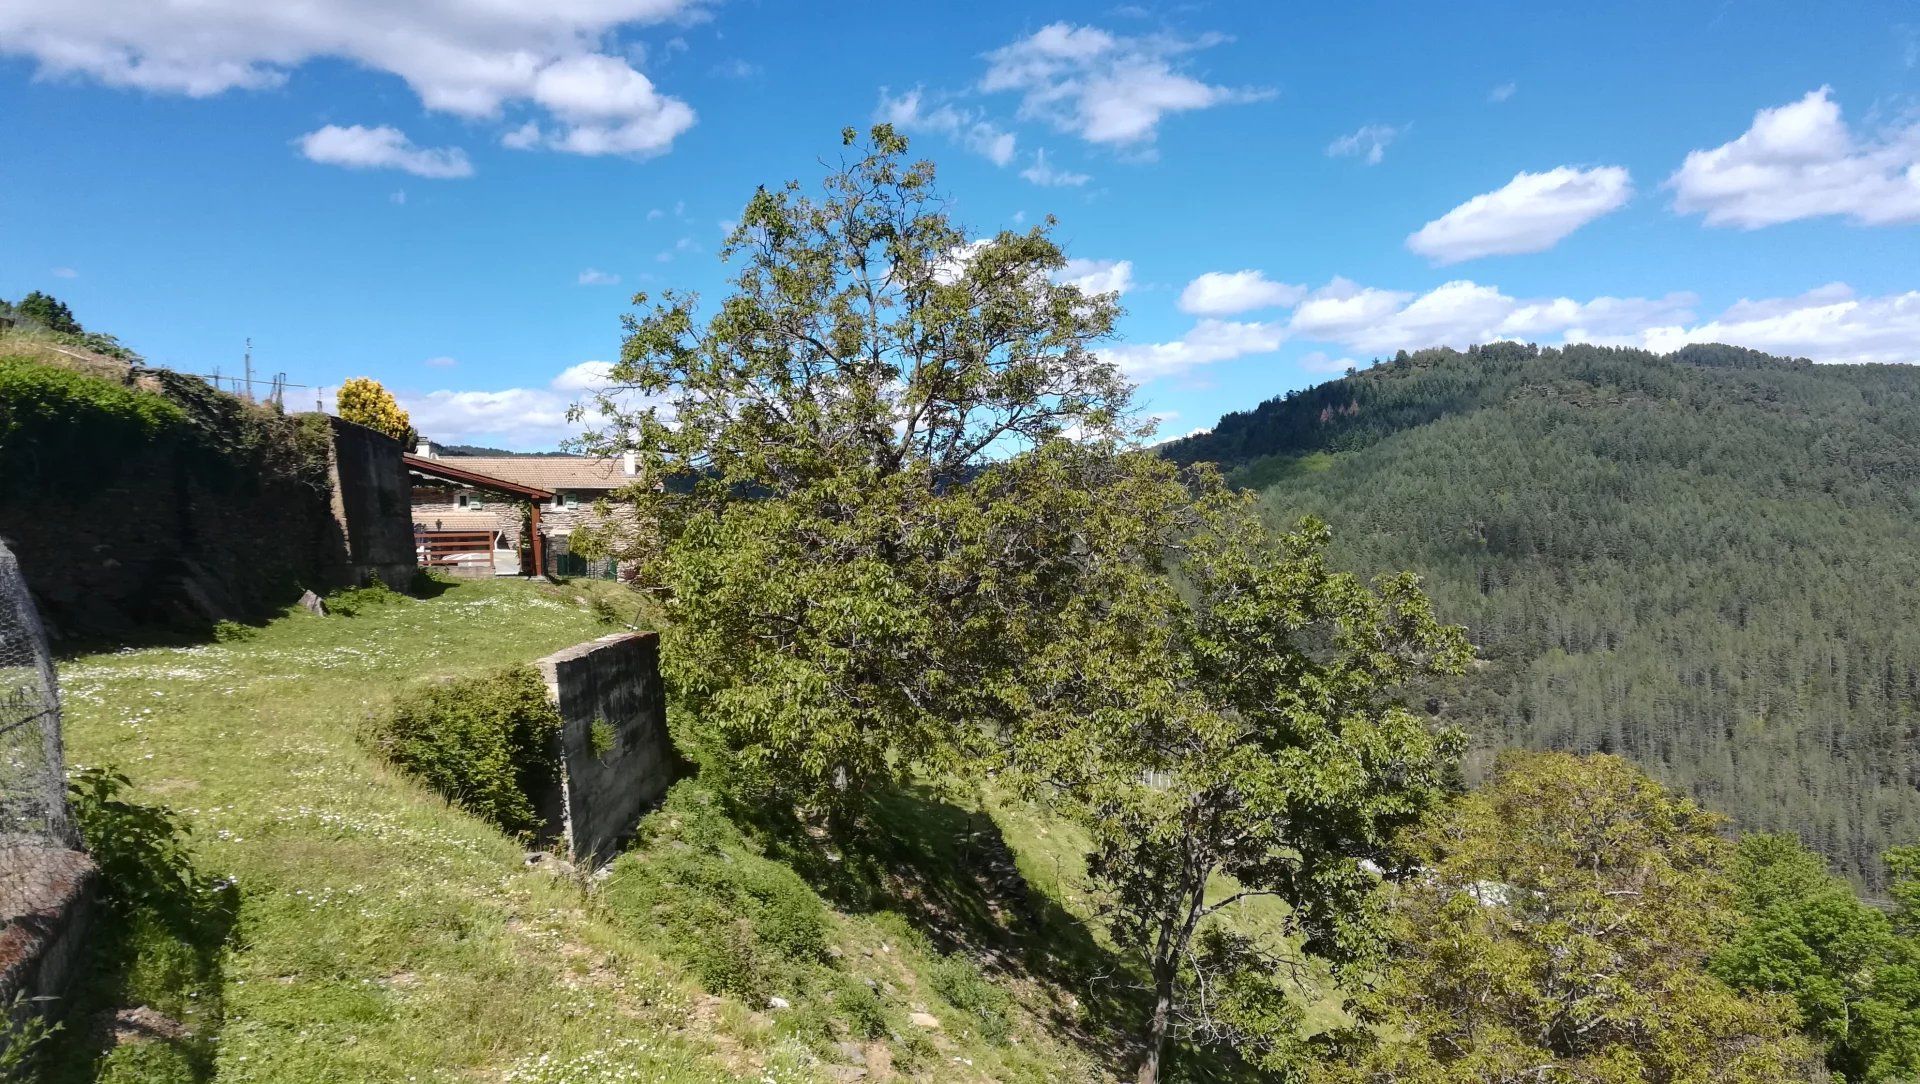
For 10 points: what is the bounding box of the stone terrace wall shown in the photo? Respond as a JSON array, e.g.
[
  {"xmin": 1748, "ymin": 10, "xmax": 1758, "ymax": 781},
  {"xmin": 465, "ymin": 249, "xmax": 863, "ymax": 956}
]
[
  {"xmin": 536, "ymin": 632, "xmax": 677, "ymax": 863},
  {"xmin": 324, "ymin": 418, "xmax": 415, "ymax": 590}
]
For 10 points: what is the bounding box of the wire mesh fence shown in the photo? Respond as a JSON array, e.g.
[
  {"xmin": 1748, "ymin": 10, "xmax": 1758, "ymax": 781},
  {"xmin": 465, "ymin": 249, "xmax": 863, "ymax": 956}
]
[{"xmin": 0, "ymin": 540, "xmax": 73, "ymax": 850}]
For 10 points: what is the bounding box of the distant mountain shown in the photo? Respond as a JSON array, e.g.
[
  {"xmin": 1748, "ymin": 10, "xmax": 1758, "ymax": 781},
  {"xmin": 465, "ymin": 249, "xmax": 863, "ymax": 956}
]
[{"xmin": 1168, "ymin": 342, "xmax": 1920, "ymax": 888}]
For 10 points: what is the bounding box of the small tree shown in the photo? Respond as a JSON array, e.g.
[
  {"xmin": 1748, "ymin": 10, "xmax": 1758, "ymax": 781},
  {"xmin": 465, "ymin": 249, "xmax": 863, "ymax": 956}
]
[
  {"xmin": 578, "ymin": 125, "xmax": 1149, "ymax": 816},
  {"xmin": 337, "ymin": 376, "xmax": 414, "ymax": 443},
  {"xmin": 14, "ymin": 291, "xmax": 80, "ymax": 334},
  {"xmin": 1316, "ymin": 752, "xmax": 1817, "ymax": 1084},
  {"xmin": 1015, "ymin": 495, "xmax": 1473, "ymax": 1083}
]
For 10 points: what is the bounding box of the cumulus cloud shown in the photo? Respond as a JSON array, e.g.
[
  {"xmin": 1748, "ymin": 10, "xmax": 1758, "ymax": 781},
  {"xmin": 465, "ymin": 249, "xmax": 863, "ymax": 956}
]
[
  {"xmin": 1668, "ymin": 87, "xmax": 1920, "ymax": 228},
  {"xmin": 404, "ymin": 360, "xmax": 626, "ymax": 448},
  {"xmin": 981, "ymin": 22, "xmax": 1267, "ymax": 149},
  {"xmin": 1488, "ymin": 81, "xmax": 1517, "ymax": 103},
  {"xmin": 297, "ymin": 124, "xmax": 473, "ymax": 178},
  {"xmin": 1102, "ymin": 318, "xmax": 1287, "ymax": 380},
  {"xmin": 0, "ymin": 0, "xmax": 699, "ymax": 158},
  {"xmin": 1055, "ymin": 258, "xmax": 1133, "ymax": 295},
  {"xmin": 1640, "ymin": 284, "xmax": 1920, "ymax": 364},
  {"xmin": 875, "ymin": 87, "xmax": 1016, "ymax": 166},
  {"xmin": 1408, "ymin": 166, "xmax": 1632, "ymax": 263},
  {"xmin": 1020, "ymin": 148, "xmax": 1091, "ymax": 186},
  {"xmin": 577, "ymin": 268, "xmax": 621, "ymax": 286},
  {"xmin": 1326, "ymin": 123, "xmax": 1403, "ymax": 165},
  {"xmin": 1105, "ymin": 273, "xmax": 1919, "ymax": 385},
  {"xmin": 1178, "ymin": 270, "xmax": 1305, "ymax": 316}
]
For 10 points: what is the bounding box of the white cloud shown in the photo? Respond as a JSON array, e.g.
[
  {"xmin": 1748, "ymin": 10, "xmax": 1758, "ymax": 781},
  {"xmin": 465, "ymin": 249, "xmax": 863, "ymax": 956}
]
[
  {"xmin": 1668, "ymin": 87, "xmax": 1920, "ymax": 228},
  {"xmin": 1102, "ymin": 318, "xmax": 1287, "ymax": 380},
  {"xmin": 404, "ymin": 360, "xmax": 623, "ymax": 448},
  {"xmin": 1055, "ymin": 258, "xmax": 1133, "ymax": 295},
  {"xmin": 423, "ymin": 355, "xmax": 457, "ymax": 368},
  {"xmin": 1289, "ymin": 276, "xmax": 1695, "ymax": 356},
  {"xmin": 1178, "ymin": 270, "xmax": 1305, "ymax": 315},
  {"xmin": 981, "ymin": 22, "xmax": 1267, "ymax": 149},
  {"xmin": 1326, "ymin": 123, "xmax": 1403, "ymax": 165},
  {"xmin": 296, "ymin": 124, "xmax": 473, "ymax": 178},
  {"xmin": 50, "ymin": 266, "xmax": 77, "ymax": 278},
  {"xmin": 577, "ymin": 268, "xmax": 621, "ymax": 286},
  {"xmin": 1488, "ymin": 81, "xmax": 1517, "ymax": 103},
  {"xmin": 1640, "ymin": 284, "xmax": 1920, "ymax": 364},
  {"xmin": 1408, "ymin": 166, "xmax": 1632, "ymax": 263},
  {"xmin": 0, "ymin": 1, "xmax": 700, "ymax": 158},
  {"xmin": 1020, "ymin": 148, "xmax": 1091, "ymax": 186},
  {"xmin": 1298, "ymin": 350, "xmax": 1359, "ymax": 374},
  {"xmin": 875, "ymin": 87, "xmax": 1015, "ymax": 166}
]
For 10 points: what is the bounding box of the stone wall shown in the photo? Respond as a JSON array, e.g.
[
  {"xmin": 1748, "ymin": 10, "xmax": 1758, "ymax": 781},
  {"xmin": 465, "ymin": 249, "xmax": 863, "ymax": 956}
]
[
  {"xmin": 536, "ymin": 632, "xmax": 677, "ymax": 863},
  {"xmin": 0, "ymin": 846, "xmax": 97, "ymax": 1032},
  {"xmin": 324, "ymin": 418, "xmax": 416, "ymax": 590}
]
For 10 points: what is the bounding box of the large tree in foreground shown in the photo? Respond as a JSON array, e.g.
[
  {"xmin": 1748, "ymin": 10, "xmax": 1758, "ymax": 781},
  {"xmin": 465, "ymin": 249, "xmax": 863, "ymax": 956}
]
[
  {"xmin": 577, "ymin": 125, "xmax": 1160, "ymax": 814},
  {"xmin": 1015, "ymin": 497, "xmax": 1473, "ymax": 1084},
  {"xmin": 1315, "ymin": 752, "xmax": 1817, "ymax": 1084}
]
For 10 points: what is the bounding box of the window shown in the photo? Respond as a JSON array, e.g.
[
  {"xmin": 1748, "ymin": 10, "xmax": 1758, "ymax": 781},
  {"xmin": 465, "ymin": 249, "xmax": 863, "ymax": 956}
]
[{"xmin": 456, "ymin": 493, "xmax": 468, "ymax": 508}]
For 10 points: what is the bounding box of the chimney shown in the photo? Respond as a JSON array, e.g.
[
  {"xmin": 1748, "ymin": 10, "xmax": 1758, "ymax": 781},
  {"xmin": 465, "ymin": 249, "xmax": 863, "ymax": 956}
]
[
  {"xmin": 416, "ymin": 438, "xmax": 435, "ymax": 458},
  {"xmin": 622, "ymin": 449, "xmax": 637, "ymax": 476}
]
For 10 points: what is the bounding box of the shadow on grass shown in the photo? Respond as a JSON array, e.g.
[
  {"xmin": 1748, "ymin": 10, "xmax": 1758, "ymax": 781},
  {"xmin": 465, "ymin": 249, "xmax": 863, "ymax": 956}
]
[{"xmin": 735, "ymin": 783, "xmax": 1151, "ymax": 1073}]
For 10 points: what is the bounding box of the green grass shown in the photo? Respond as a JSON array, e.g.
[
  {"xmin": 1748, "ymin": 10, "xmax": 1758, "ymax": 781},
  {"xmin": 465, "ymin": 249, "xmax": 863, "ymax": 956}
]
[
  {"xmin": 52, "ymin": 576, "xmax": 1340, "ymax": 1082},
  {"xmin": 54, "ymin": 578, "xmax": 793, "ymax": 1084}
]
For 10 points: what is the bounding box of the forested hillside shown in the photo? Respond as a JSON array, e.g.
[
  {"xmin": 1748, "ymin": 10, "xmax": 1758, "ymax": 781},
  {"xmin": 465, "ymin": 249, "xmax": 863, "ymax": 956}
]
[{"xmin": 1166, "ymin": 343, "xmax": 1920, "ymax": 888}]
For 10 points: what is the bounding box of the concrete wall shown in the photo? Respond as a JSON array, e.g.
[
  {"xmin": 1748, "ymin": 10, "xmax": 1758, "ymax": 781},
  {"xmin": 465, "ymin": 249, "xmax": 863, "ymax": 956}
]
[
  {"xmin": 536, "ymin": 632, "xmax": 676, "ymax": 864},
  {"xmin": 324, "ymin": 418, "xmax": 416, "ymax": 590}
]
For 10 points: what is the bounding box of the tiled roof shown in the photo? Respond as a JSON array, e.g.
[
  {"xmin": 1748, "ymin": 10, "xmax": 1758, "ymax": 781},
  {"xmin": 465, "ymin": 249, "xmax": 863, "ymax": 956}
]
[
  {"xmin": 413, "ymin": 511, "xmax": 506, "ymax": 531},
  {"xmin": 435, "ymin": 456, "xmax": 634, "ymax": 491}
]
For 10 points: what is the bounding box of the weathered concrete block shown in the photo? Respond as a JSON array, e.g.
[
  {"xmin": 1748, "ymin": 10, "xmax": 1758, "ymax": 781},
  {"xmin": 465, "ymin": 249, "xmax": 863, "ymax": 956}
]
[
  {"xmin": 536, "ymin": 632, "xmax": 676, "ymax": 864},
  {"xmin": 0, "ymin": 845, "xmax": 98, "ymax": 1030}
]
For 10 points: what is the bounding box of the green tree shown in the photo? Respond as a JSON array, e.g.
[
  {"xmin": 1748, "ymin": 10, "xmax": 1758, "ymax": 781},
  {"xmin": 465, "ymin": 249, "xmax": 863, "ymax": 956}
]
[
  {"xmin": 1317, "ymin": 752, "xmax": 1816, "ymax": 1084},
  {"xmin": 578, "ymin": 125, "xmax": 1146, "ymax": 815},
  {"xmin": 336, "ymin": 376, "xmax": 414, "ymax": 443},
  {"xmin": 13, "ymin": 290, "xmax": 81, "ymax": 334},
  {"xmin": 1713, "ymin": 835, "xmax": 1920, "ymax": 1082},
  {"xmin": 1015, "ymin": 498, "xmax": 1472, "ymax": 1084}
]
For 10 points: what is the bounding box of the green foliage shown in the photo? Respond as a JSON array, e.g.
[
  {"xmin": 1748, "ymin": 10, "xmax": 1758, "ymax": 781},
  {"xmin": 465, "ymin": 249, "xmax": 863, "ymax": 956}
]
[
  {"xmin": 1318, "ymin": 752, "xmax": 1816, "ymax": 1084},
  {"xmin": 60, "ymin": 768, "xmax": 233, "ymax": 1083},
  {"xmin": 589, "ymin": 718, "xmax": 617, "ymax": 759},
  {"xmin": 0, "ymin": 995, "xmax": 60, "ymax": 1080},
  {"xmin": 1175, "ymin": 342, "xmax": 1920, "ymax": 888},
  {"xmin": 325, "ymin": 579, "xmax": 405, "ymax": 617},
  {"xmin": 0, "ymin": 358, "xmax": 187, "ymax": 498},
  {"xmin": 211, "ymin": 620, "xmax": 257, "ymax": 642},
  {"xmin": 578, "ymin": 125, "xmax": 1157, "ymax": 814},
  {"xmin": 1712, "ymin": 834, "xmax": 1920, "ymax": 1082},
  {"xmin": 927, "ymin": 954, "xmax": 1013, "ymax": 1043},
  {"xmin": 366, "ymin": 665, "xmax": 563, "ymax": 835},
  {"xmin": 1015, "ymin": 491, "xmax": 1472, "ymax": 1081},
  {"xmin": 13, "ymin": 290, "xmax": 81, "ymax": 333},
  {"xmin": 602, "ymin": 782, "xmax": 831, "ymax": 1005}
]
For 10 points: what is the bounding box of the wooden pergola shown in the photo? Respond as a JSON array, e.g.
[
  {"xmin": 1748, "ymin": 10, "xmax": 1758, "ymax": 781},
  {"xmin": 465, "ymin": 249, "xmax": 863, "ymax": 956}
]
[{"xmin": 402, "ymin": 454, "xmax": 555, "ymax": 575}]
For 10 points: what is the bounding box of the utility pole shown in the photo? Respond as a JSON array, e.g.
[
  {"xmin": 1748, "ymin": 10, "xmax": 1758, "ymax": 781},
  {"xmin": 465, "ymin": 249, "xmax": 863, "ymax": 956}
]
[{"xmin": 243, "ymin": 338, "xmax": 254, "ymax": 403}]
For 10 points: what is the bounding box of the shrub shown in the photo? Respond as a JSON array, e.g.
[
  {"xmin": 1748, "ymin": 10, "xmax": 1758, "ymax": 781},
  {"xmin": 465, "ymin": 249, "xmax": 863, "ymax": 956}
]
[
  {"xmin": 326, "ymin": 580, "xmax": 406, "ymax": 617},
  {"xmin": 366, "ymin": 666, "xmax": 563, "ymax": 835},
  {"xmin": 0, "ymin": 359, "xmax": 186, "ymax": 499},
  {"xmin": 211, "ymin": 621, "xmax": 257, "ymax": 643}
]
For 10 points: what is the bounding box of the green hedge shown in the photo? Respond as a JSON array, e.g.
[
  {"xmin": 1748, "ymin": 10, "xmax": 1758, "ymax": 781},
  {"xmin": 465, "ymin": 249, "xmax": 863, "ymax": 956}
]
[
  {"xmin": 0, "ymin": 359, "xmax": 186, "ymax": 498},
  {"xmin": 367, "ymin": 666, "xmax": 563, "ymax": 835}
]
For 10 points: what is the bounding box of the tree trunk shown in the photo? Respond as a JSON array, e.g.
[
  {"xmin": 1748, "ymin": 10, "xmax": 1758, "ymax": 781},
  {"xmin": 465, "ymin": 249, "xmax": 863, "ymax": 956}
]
[{"xmin": 1138, "ymin": 966, "xmax": 1176, "ymax": 1084}]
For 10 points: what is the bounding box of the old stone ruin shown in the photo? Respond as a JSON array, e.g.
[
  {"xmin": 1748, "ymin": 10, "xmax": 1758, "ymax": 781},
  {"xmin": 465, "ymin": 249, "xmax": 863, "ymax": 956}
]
[
  {"xmin": 536, "ymin": 631, "xmax": 680, "ymax": 865},
  {"xmin": 0, "ymin": 539, "xmax": 95, "ymax": 1040}
]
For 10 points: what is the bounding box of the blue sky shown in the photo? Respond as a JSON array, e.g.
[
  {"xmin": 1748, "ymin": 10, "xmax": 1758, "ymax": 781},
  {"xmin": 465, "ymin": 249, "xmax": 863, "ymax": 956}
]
[{"xmin": 2, "ymin": 0, "xmax": 1917, "ymax": 449}]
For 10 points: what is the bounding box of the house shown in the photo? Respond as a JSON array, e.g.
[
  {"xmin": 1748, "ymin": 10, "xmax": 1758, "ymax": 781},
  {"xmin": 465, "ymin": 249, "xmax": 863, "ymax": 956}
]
[{"xmin": 406, "ymin": 441, "xmax": 640, "ymax": 577}]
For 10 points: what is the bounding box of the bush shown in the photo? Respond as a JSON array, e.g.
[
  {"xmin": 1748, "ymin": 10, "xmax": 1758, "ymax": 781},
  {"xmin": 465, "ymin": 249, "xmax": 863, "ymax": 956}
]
[
  {"xmin": 326, "ymin": 580, "xmax": 406, "ymax": 617},
  {"xmin": 0, "ymin": 359, "xmax": 186, "ymax": 499},
  {"xmin": 366, "ymin": 666, "xmax": 563, "ymax": 835}
]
